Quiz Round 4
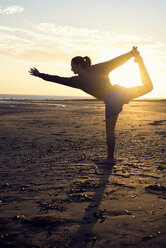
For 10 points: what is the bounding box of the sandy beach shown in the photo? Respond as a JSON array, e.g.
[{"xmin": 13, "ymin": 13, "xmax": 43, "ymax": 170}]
[{"xmin": 0, "ymin": 99, "xmax": 166, "ymax": 248}]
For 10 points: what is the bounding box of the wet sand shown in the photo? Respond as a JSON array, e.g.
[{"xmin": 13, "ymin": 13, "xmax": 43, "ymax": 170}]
[{"xmin": 0, "ymin": 99, "xmax": 166, "ymax": 248}]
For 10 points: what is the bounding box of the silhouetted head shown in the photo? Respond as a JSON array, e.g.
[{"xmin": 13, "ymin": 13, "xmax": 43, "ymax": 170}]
[{"xmin": 71, "ymin": 56, "xmax": 91, "ymax": 75}]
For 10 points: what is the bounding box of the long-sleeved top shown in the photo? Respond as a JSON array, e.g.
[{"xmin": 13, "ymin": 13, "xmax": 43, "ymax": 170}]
[{"xmin": 38, "ymin": 51, "xmax": 133, "ymax": 101}]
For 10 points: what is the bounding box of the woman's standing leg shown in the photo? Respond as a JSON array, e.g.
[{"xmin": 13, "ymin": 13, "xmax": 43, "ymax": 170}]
[
  {"xmin": 106, "ymin": 114, "xmax": 119, "ymax": 161},
  {"xmin": 98, "ymin": 114, "xmax": 119, "ymax": 164}
]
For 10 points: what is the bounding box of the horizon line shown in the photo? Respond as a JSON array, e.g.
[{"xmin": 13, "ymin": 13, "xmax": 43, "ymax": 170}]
[{"xmin": 0, "ymin": 93, "xmax": 165, "ymax": 101}]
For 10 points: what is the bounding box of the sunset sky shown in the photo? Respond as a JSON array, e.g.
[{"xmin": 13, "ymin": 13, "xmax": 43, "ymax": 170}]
[{"xmin": 0, "ymin": 0, "xmax": 166, "ymax": 99}]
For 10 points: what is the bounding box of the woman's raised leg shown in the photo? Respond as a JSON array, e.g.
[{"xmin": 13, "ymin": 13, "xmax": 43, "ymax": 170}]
[{"xmin": 128, "ymin": 55, "xmax": 153, "ymax": 100}]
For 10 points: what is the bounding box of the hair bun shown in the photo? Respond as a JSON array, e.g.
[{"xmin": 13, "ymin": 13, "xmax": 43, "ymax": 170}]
[{"xmin": 83, "ymin": 56, "xmax": 91, "ymax": 67}]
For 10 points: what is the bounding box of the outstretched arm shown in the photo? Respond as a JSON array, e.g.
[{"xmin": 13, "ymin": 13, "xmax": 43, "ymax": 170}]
[
  {"xmin": 29, "ymin": 67, "xmax": 80, "ymax": 88},
  {"xmin": 95, "ymin": 46, "xmax": 139, "ymax": 74}
]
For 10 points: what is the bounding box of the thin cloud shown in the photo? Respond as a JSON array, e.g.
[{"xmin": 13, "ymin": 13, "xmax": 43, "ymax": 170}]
[
  {"xmin": 35, "ymin": 22, "xmax": 165, "ymax": 50},
  {"xmin": 0, "ymin": 5, "xmax": 24, "ymax": 15},
  {"xmin": 0, "ymin": 22, "xmax": 165, "ymax": 63}
]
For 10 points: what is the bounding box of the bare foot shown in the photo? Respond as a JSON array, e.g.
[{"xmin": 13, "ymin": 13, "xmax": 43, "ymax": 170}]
[{"xmin": 96, "ymin": 158, "xmax": 115, "ymax": 165}]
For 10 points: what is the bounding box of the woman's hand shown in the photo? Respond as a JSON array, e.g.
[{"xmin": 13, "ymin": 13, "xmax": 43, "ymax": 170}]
[
  {"xmin": 131, "ymin": 47, "xmax": 144, "ymax": 64},
  {"xmin": 132, "ymin": 46, "xmax": 140, "ymax": 57},
  {"xmin": 29, "ymin": 67, "xmax": 40, "ymax": 76}
]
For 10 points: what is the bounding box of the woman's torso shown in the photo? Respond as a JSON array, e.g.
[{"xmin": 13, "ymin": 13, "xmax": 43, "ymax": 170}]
[{"xmin": 78, "ymin": 65, "xmax": 113, "ymax": 100}]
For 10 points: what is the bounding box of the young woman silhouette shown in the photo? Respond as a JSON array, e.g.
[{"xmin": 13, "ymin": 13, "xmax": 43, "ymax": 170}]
[{"xmin": 29, "ymin": 47, "xmax": 153, "ymax": 164}]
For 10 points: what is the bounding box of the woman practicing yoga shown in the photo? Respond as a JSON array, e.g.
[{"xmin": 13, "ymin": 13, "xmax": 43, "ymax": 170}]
[{"xmin": 29, "ymin": 46, "xmax": 153, "ymax": 164}]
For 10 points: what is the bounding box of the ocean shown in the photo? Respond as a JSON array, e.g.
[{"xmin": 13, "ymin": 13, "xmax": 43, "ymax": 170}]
[{"xmin": 0, "ymin": 94, "xmax": 92, "ymax": 101}]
